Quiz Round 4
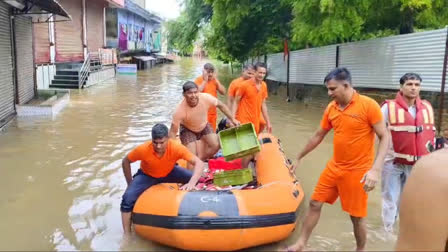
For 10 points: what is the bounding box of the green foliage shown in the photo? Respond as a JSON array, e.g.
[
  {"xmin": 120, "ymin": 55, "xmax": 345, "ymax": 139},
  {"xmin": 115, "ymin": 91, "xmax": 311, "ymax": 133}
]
[
  {"xmin": 203, "ymin": 0, "xmax": 293, "ymax": 62},
  {"xmin": 413, "ymin": 0, "xmax": 448, "ymax": 29},
  {"xmin": 168, "ymin": 0, "xmax": 448, "ymax": 61},
  {"xmin": 288, "ymin": 0, "xmax": 448, "ymax": 47},
  {"xmin": 165, "ymin": 0, "xmax": 212, "ymax": 55},
  {"xmin": 165, "ymin": 17, "xmax": 192, "ymax": 54}
]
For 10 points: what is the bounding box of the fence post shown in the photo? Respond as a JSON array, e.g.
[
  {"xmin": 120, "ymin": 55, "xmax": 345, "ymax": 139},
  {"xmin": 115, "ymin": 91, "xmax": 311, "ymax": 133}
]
[
  {"xmin": 336, "ymin": 45, "xmax": 340, "ymax": 67},
  {"xmin": 437, "ymin": 28, "xmax": 448, "ymax": 135},
  {"xmin": 286, "ymin": 49, "xmax": 291, "ymax": 102}
]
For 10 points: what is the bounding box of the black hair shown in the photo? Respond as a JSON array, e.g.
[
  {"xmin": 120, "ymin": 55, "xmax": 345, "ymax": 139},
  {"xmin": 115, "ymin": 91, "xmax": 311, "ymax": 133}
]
[
  {"xmin": 324, "ymin": 67, "xmax": 352, "ymax": 85},
  {"xmin": 243, "ymin": 64, "xmax": 254, "ymax": 71},
  {"xmin": 182, "ymin": 81, "xmax": 198, "ymax": 93},
  {"xmin": 254, "ymin": 62, "xmax": 267, "ymax": 71},
  {"xmin": 400, "ymin": 73, "xmax": 422, "ymax": 85},
  {"xmin": 217, "ymin": 118, "xmax": 230, "ymax": 133},
  {"xmin": 151, "ymin": 123, "xmax": 168, "ymax": 140},
  {"xmin": 204, "ymin": 63, "xmax": 215, "ymax": 71}
]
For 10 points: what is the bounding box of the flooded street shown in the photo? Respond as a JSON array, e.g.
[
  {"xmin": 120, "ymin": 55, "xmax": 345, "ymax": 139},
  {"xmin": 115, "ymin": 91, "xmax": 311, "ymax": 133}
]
[{"xmin": 0, "ymin": 58, "xmax": 395, "ymax": 251}]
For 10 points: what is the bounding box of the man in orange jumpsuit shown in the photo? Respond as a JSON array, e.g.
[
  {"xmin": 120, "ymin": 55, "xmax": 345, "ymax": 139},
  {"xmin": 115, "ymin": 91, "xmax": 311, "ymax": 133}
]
[
  {"xmin": 227, "ymin": 64, "xmax": 255, "ymax": 110},
  {"xmin": 194, "ymin": 63, "xmax": 226, "ymax": 131},
  {"xmin": 284, "ymin": 68, "xmax": 389, "ymax": 251},
  {"xmin": 232, "ymin": 62, "xmax": 272, "ymax": 135}
]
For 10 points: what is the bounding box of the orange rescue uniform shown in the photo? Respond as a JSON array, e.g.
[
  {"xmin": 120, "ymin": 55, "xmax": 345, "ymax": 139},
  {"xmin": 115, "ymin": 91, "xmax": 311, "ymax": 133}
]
[
  {"xmin": 195, "ymin": 76, "xmax": 218, "ymax": 131},
  {"xmin": 311, "ymin": 92, "xmax": 383, "ymax": 217},
  {"xmin": 235, "ymin": 78, "xmax": 268, "ymax": 134},
  {"xmin": 230, "ymin": 77, "xmax": 266, "ymax": 131},
  {"xmin": 127, "ymin": 139, "xmax": 195, "ymax": 178},
  {"xmin": 228, "ymin": 77, "xmax": 244, "ymax": 97}
]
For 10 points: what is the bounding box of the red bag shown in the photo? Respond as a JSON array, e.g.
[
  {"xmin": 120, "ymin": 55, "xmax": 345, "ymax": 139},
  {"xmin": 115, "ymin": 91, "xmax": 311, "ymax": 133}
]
[{"xmin": 208, "ymin": 157, "xmax": 242, "ymax": 172}]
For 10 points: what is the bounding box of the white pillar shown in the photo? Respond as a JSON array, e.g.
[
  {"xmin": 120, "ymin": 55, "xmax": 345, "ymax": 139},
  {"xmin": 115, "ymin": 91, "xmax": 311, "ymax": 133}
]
[
  {"xmin": 103, "ymin": 7, "xmax": 107, "ymax": 47},
  {"xmin": 49, "ymin": 14, "xmax": 55, "ymax": 63},
  {"xmin": 82, "ymin": 0, "xmax": 88, "ymax": 58}
]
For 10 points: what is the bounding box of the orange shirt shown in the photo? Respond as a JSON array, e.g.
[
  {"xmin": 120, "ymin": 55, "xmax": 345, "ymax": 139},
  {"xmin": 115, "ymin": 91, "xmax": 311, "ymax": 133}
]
[
  {"xmin": 235, "ymin": 79, "xmax": 268, "ymax": 134},
  {"xmin": 195, "ymin": 76, "xmax": 218, "ymax": 115},
  {"xmin": 172, "ymin": 93, "xmax": 218, "ymax": 132},
  {"xmin": 127, "ymin": 139, "xmax": 194, "ymax": 178},
  {"xmin": 228, "ymin": 77, "xmax": 244, "ymax": 97},
  {"xmin": 321, "ymin": 92, "xmax": 383, "ymax": 170}
]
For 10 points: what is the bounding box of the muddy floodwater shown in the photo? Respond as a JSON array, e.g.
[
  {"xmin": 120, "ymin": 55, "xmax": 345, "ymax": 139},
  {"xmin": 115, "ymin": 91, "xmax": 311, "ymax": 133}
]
[{"xmin": 0, "ymin": 58, "xmax": 397, "ymax": 251}]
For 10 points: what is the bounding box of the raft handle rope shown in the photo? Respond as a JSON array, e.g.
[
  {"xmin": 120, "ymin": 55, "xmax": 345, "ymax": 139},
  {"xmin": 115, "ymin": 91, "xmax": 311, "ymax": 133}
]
[{"xmin": 277, "ymin": 138, "xmax": 300, "ymax": 183}]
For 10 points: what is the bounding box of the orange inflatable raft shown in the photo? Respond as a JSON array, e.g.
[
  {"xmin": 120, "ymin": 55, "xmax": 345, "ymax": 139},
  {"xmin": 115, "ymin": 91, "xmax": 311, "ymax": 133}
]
[{"xmin": 132, "ymin": 133, "xmax": 305, "ymax": 251}]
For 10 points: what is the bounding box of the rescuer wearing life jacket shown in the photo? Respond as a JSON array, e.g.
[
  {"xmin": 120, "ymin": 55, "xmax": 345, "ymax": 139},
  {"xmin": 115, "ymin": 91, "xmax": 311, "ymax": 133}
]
[{"xmin": 380, "ymin": 72, "xmax": 436, "ymax": 232}]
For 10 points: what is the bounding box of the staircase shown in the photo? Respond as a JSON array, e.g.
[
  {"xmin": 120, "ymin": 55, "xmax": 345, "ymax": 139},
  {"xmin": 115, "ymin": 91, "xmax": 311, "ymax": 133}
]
[
  {"xmin": 50, "ymin": 53, "xmax": 101, "ymax": 89},
  {"xmin": 50, "ymin": 66, "xmax": 83, "ymax": 89}
]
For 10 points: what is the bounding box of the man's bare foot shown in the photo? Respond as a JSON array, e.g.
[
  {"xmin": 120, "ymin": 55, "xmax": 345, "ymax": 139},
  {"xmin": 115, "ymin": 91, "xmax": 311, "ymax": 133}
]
[
  {"xmin": 120, "ymin": 233, "xmax": 134, "ymax": 250},
  {"xmin": 279, "ymin": 243, "xmax": 305, "ymax": 252}
]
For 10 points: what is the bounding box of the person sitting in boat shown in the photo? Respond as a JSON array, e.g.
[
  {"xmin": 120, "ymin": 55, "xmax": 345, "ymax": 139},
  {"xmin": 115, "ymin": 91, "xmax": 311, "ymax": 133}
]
[
  {"xmin": 120, "ymin": 123, "xmax": 204, "ymax": 236},
  {"xmin": 169, "ymin": 81, "xmax": 239, "ymax": 165}
]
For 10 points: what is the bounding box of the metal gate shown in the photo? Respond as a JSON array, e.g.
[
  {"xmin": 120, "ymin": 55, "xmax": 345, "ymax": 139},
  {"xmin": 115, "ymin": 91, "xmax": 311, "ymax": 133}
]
[
  {"xmin": 0, "ymin": 2, "xmax": 14, "ymax": 126},
  {"xmin": 55, "ymin": 0, "xmax": 83, "ymax": 62},
  {"xmin": 87, "ymin": 0, "xmax": 105, "ymax": 52},
  {"xmin": 33, "ymin": 22, "xmax": 50, "ymax": 64},
  {"xmin": 14, "ymin": 16, "xmax": 35, "ymax": 105}
]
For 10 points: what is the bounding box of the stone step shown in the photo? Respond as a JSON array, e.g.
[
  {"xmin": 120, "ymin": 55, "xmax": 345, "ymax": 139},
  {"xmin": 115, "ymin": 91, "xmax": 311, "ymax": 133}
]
[
  {"xmin": 52, "ymin": 79, "xmax": 79, "ymax": 85},
  {"xmin": 56, "ymin": 70, "xmax": 79, "ymax": 76},
  {"xmin": 49, "ymin": 83, "xmax": 79, "ymax": 89},
  {"xmin": 56, "ymin": 62, "xmax": 83, "ymax": 70},
  {"xmin": 53, "ymin": 75, "xmax": 79, "ymax": 81}
]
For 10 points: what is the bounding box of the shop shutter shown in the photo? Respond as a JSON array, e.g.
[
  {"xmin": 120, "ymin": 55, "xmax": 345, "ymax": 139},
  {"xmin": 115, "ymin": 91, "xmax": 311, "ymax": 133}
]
[
  {"xmin": 55, "ymin": 0, "xmax": 83, "ymax": 62},
  {"xmin": 33, "ymin": 22, "xmax": 50, "ymax": 64},
  {"xmin": 87, "ymin": 0, "xmax": 105, "ymax": 53},
  {"xmin": 0, "ymin": 2, "xmax": 15, "ymax": 126},
  {"xmin": 14, "ymin": 16, "xmax": 35, "ymax": 105}
]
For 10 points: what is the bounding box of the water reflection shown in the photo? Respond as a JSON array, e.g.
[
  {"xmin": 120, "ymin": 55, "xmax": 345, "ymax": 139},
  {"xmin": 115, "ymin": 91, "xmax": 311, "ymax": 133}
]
[{"xmin": 0, "ymin": 58, "xmax": 396, "ymax": 251}]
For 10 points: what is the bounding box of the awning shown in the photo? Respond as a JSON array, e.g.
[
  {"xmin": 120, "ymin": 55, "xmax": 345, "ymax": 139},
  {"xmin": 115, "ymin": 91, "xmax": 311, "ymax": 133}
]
[
  {"xmin": 34, "ymin": 0, "xmax": 71, "ymax": 18},
  {"xmin": 8, "ymin": 0, "xmax": 71, "ymax": 19},
  {"xmin": 124, "ymin": 0, "xmax": 162, "ymax": 24}
]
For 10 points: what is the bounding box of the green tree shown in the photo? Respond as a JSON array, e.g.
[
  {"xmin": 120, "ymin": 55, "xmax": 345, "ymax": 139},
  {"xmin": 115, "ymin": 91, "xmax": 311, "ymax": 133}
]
[
  {"xmin": 288, "ymin": 0, "xmax": 448, "ymax": 48},
  {"xmin": 204, "ymin": 0, "xmax": 292, "ymax": 62},
  {"xmin": 168, "ymin": 0, "xmax": 448, "ymax": 61},
  {"xmin": 165, "ymin": 0, "xmax": 212, "ymax": 55}
]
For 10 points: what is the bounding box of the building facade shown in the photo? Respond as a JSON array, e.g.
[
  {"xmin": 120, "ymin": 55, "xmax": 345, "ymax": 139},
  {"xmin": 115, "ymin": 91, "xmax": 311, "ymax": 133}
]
[
  {"xmin": 34, "ymin": 0, "xmax": 123, "ymax": 64},
  {"xmin": 0, "ymin": 0, "xmax": 70, "ymax": 127},
  {"xmin": 106, "ymin": 0, "xmax": 162, "ymax": 54},
  {"xmin": 33, "ymin": 0, "xmax": 123, "ymax": 90}
]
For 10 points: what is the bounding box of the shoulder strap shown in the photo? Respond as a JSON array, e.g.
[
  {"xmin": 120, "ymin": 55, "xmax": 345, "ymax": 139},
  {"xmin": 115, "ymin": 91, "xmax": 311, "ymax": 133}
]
[{"xmin": 421, "ymin": 100, "xmax": 434, "ymax": 125}]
